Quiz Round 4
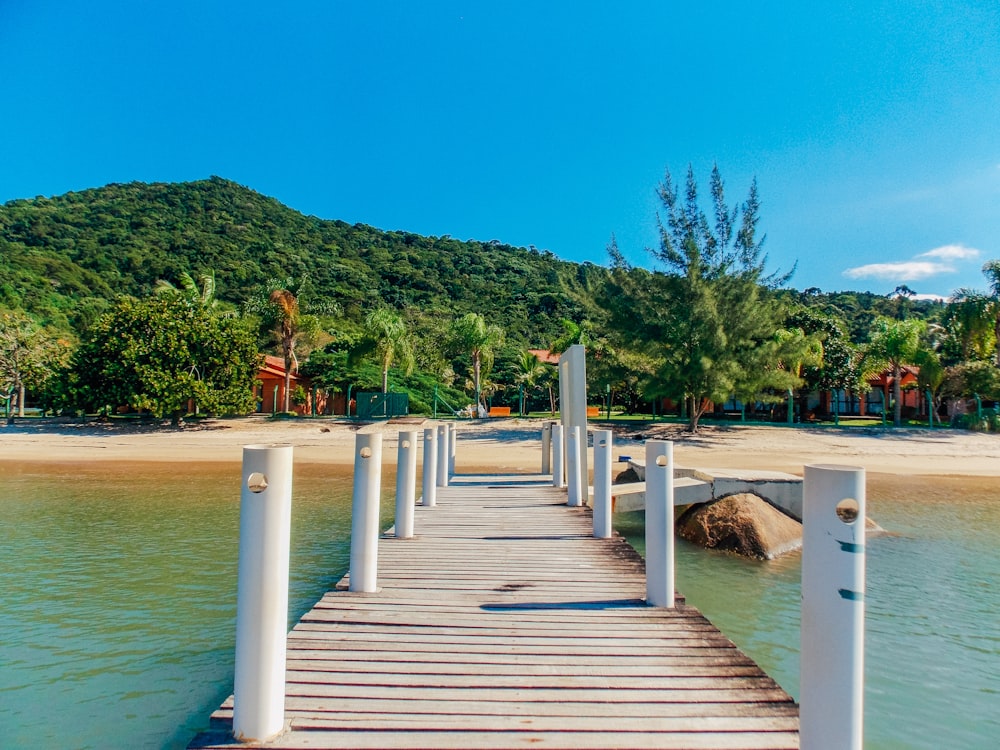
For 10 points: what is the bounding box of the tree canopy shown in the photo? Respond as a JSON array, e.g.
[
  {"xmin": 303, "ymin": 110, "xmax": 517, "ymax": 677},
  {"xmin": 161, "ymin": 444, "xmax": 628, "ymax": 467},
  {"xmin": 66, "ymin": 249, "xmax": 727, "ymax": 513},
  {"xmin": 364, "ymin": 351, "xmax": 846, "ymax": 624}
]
[{"xmin": 65, "ymin": 296, "xmax": 260, "ymax": 424}]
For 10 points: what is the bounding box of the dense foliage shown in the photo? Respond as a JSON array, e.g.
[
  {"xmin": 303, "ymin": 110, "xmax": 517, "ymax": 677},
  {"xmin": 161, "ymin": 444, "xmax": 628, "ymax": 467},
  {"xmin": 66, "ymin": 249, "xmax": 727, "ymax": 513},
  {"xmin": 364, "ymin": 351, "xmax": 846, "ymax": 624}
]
[
  {"xmin": 10, "ymin": 174, "xmax": 1000, "ymax": 429},
  {"xmin": 63, "ymin": 296, "xmax": 260, "ymax": 423},
  {"xmin": 0, "ymin": 177, "xmax": 600, "ymax": 344}
]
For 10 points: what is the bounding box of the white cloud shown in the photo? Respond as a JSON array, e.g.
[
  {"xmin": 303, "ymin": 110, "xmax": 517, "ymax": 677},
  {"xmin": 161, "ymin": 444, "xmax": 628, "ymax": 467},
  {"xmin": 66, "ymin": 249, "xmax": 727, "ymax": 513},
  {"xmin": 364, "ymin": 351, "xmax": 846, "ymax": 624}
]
[
  {"xmin": 843, "ymin": 261, "xmax": 953, "ymax": 281},
  {"xmin": 917, "ymin": 244, "xmax": 981, "ymax": 261}
]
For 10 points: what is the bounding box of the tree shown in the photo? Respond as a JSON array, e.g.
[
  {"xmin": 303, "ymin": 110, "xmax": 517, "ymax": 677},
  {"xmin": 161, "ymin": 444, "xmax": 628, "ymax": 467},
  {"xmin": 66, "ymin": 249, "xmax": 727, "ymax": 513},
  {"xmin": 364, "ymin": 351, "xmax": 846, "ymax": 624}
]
[
  {"xmin": 351, "ymin": 308, "xmax": 415, "ymax": 393},
  {"xmin": 607, "ymin": 165, "xmax": 790, "ymax": 430},
  {"xmin": 980, "ymin": 260, "xmax": 1000, "ymax": 366},
  {"xmin": 514, "ymin": 350, "xmax": 547, "ymax": 416},
  {"xmin": 944, "ymin": 290, "xmax": 994, "ymax": 362},
  {"xmin": 0, "ymin": 310, "xmax": 72, "ymax": 420},
  {"xmin": 68, "ymin": 296, "xmax": 259, "ymax": 424},
  {"xmin": 865, "ymin": 317, "xmax": 924, "ymax": 426},
  {"xmin": 449, "ymin": 313, "xmax": 504, "ymax": 415},
  {"xmin": 154, "ymin": 271, "xmax": 218, "ymax": 309}
]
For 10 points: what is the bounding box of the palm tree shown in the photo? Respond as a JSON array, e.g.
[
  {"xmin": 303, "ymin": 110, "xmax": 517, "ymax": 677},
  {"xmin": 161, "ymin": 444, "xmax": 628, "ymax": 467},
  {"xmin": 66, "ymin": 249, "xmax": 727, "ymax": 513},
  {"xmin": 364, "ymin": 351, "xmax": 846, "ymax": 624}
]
[
  {"xmin": 982, "ymin": 260, "xmax": 1000, "ymax": 366},
  {"xmin": 269, "ymin": 288, "xmax": 300, "ymax": 412},
  {"xmin": 946, "ymin": 290, "xmax": 994, "ymax": 361},
  {"xmin": 154, "ymin": 271, "xmax": 217, "ymax": 309},
  {"xmin": 352, "ymin": 309, "xmax": 415, "ymax": 393},
  {"xmin": 449, "ymin": 313, "xmax": 504, "ymax": 415},
  {"xmin": 514, "ymin": 350, "xmax": 547, "ymax": 416},
  {"xmin": 866, "ymin": 317, "xmax": 924, "ymax": 426}
]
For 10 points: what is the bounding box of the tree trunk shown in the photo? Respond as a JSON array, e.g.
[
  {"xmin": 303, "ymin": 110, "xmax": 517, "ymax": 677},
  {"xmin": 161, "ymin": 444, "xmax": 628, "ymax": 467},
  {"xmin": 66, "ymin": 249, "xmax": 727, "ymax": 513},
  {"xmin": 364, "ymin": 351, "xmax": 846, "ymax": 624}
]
[
  {"xmin": 473, "ymin": 354, "xmax": 482, "ymax": 416},
  {"xmin": 892, "ymin": 364, "xmax": 903, "ymax": 426},
  {"xmin": 548, "ymin": 385, "xmax": 556, "ymax": 415},
  {"xmin": 283, "ymin": 356, "xmax": 292, "ymax": 413},
  {"xmin": 381, "ymin": 366, "xmax": 389, "ymax": 394},
  {"xmin": 18, "ymin": 382, "xmax": 25, "ymax": 418},
  {"xmin": 686, "ymin": 395, "xmax": 707, "ymax": 432}
]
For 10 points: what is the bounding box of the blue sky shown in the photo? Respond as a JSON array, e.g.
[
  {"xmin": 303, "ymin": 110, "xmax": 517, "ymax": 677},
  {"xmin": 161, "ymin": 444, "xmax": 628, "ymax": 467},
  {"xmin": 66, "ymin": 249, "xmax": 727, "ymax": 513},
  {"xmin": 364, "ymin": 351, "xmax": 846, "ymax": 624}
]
[{"xmin": 1, "ymin": 1, "xmax": 998, "ymax": 298}]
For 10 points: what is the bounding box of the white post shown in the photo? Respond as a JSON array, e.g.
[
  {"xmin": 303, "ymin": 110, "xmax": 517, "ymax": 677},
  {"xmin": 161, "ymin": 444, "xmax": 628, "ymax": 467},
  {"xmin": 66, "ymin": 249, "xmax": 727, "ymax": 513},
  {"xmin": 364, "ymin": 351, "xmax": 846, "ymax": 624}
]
[
  {"xmin": 645, "ymin": 440, "xmax": 675, "ymax": 608},
  {"xmin": 349, "ymin": 433, "xmax": 382, "ymax": 593},
  {"xmin": 800, "ymin": 464, "xmax": 866, "ymax": 750},
  {"xmin": 593, "ymin": 430, "xmax": 612, "ymax": 537},
  {"xmin": 394, "ymin": 430, "xmax": 417, "ymax": 539},
  {"xmin": 233, "ymin": 443, "xmax": 293, "ymax": 742},
  {"xmin": 448, "ymin": 424, "xmax": 456, "ymax": 475},
  {"xmin": 421, "ymin": 427, "xmax": 438, "ymax": 507},
  {"xmin": 541, "ymin": 421, "xmax": 552, "ymax": 475},
  {"xmin": 551, "ymin": 423, "xmax": 565, "ymax": 488},
  {"xmin": 559, "ymin": 344, "xmax": 589, "ymax": 489},
  {"xmin": 436, "ymin": 423, "xmax": 449, "ymax": 487},
  {"xmin": 566, "ymin": 425, "xmax": 583, "ymax": 507}
]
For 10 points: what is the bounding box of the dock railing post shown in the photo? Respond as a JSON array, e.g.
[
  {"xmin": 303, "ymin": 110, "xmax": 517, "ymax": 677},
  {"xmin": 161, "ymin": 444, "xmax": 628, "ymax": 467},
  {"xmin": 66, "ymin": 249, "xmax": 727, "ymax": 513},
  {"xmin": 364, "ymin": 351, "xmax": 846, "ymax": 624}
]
[
  {"xmin": 566, "ymin": 425, "xmax": 583, "ymax": 506},
  {"xmin": 541, "ymin": 421, "xmax": 552, "ymax": 475},
  {"xmin": 448, "ymin": 424, "xmax": 456, "ymax": 475},
  {"xmin": 551, "ymin": 423, "xmax": 565, "ymax": 488},
  {"xmin": 645, "ymin": 440, "xmax": 675, "ymax": 608},
  {"xmin": 233, "ymin": 443, "xmax": 293, "ymax": 742},
  {"xmin": 436, "ymin": 423, "xmax": 449, "ymax": 487},
  {"xmin": 421, "ymin": 427, "xmax": 438, "ymax": 507},
  {"xmin": 395, "ymin": 430, "xmax": 417, "ymax": 539},
  {"xmin": 800, "ymin": 464, "xmax": 866, "ymax": 750},
  {"xmin": 593, "ymin": 429, "xmax": 612, "ymax": 537},
  {"xmin": 349, "ymin": 433, "xmax": 382, "ymax": 593}
]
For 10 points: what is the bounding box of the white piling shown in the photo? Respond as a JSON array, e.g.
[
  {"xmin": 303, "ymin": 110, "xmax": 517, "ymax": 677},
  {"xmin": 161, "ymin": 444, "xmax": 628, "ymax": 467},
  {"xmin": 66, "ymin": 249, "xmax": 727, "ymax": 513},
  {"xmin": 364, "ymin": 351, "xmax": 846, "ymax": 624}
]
[
  {"xmin": 233, "ymin": 443, "xmax": 293, "ymax": 742},
  {"xmin": 448, "ymin": 424, "xmax": 456, "ymax": 475},
  {"xmin": 348, "ymin": 433, "xmax": 382, "ymax": 593},
  {"xmin": 551, "ymin": 423, "xmax": 565, "ymax": 488},
  {"xmin": 541, "ymin": 421, "xmax": 552, "ymax": 475},
  {"xmin": 592, "ymin": 430, "xmax": 613, "ymax": 537},
  {"xmin": 421, "ymin": 427, "xmax": 438, "ymax": 507},
  {"xmin": 800, "ymin": 464, "xmax": 866, "ymax": 750},
  {"xmin": 645, "ymin": 440, "xmax": 675, "ymax": 608},
  {"xmin": 566, "ymin": 425, "xmax": 583, "ymax": 507},
  {"xmin": 394, "ymin": 430, "xmax": 417, "ymax": 539},
  {"xmin": 436, "ymin": 423, "xmax": 449, "ymax": 487}
]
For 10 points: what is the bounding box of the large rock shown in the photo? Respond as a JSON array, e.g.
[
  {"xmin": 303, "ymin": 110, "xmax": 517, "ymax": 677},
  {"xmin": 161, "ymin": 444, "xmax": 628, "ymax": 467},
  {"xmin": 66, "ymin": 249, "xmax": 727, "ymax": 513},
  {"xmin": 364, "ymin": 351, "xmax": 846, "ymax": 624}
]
[{"xmin": 677, "ymin": 493, "xmax": 802, "ymax": 560}]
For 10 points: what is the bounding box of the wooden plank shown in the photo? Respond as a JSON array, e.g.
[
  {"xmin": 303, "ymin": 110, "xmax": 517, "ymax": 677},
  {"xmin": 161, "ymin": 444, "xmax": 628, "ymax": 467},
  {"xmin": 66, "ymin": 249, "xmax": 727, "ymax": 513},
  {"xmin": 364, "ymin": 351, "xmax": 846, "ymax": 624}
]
[{"xmin": 187, "ymin": 468, "xmax": 798, "ymax": 750}]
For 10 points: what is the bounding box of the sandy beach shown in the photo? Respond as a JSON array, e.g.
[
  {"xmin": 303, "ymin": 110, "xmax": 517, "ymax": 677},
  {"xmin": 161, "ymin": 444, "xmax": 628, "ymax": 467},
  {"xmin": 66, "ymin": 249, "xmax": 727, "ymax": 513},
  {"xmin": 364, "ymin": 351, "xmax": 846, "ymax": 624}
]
[{"xmin": 2, "ymin": 416, "xmax": 999, "ymax": 477}]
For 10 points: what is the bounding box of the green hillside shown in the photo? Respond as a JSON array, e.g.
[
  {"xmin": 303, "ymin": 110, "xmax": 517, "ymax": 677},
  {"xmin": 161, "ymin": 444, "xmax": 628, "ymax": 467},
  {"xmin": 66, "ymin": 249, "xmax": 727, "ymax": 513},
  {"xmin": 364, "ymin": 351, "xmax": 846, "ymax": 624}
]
[{"xmin": 0, "ymin": 176, "xmax": 605, "ymax": 345}]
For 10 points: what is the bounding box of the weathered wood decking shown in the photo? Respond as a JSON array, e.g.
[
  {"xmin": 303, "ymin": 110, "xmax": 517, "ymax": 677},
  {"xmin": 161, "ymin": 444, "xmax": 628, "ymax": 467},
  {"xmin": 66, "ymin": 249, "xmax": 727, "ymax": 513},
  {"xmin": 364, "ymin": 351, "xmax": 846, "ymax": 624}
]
[{"xmin": 190, "ymin": 472, "xmax": 799, "ymax": 749}]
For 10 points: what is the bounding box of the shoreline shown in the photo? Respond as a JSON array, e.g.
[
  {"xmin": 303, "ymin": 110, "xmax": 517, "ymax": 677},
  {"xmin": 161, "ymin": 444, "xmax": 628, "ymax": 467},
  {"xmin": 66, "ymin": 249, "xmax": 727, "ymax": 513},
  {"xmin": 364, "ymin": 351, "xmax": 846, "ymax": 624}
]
[{"xmin": 2, "ymin": 416, "xmax": 999, "ymax": 477}]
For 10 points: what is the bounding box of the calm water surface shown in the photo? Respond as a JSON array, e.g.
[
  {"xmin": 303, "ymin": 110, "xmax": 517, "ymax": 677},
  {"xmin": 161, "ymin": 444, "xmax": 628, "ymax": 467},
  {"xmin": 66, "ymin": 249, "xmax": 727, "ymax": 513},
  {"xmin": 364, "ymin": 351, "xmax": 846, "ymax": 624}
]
[
  {"xmin": 618, "ymin": 473, "xmax": 1000, "ymax": 749},
  {"xmin": 1, "ymin": 463, "xmax": 997, "ymax": 748}
]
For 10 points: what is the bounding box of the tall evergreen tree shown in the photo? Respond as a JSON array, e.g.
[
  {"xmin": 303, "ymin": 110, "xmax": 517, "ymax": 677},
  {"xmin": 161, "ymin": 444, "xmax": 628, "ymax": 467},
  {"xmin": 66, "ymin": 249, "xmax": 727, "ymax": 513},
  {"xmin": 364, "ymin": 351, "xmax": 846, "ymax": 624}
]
[{"xmin": 608, "ymin": 165, "xmax": 790, "ymax": 430}]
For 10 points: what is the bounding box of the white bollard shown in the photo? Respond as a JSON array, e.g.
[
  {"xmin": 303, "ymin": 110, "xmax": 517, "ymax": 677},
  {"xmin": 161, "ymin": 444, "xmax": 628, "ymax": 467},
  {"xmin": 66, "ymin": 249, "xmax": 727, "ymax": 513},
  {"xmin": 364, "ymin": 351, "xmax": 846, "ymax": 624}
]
[
  {"xmin": 233, "ymin": 443, "xmax": 293, "ymax": 742},
  {"xmin": 449, "ymin": 424, "xmax": 456, "ymax": 475},
  {"xmin": 421, "ymin": 427, "xmax": 438, "ymax": 507},
  {"xmin": 394, "ymin": 430, "xmax": 417, "ymax": 539},
  {"xmin": 349, "ymin": 433, "xmax": 382, "ymax": 593},
  {"xmin": 566, "ymin": 425, "xmax": 583, "ymax": 506},
  {"xmin": 593, "ymin": 430, "xmax": 613, "ymax": 538},
  {"xmin": 551, "ymin": 423, "xmax": 565, "ymax": 488},
  {"xmin": 800, "ymin": 464, "xmax": 866, "ymax": 750},
  {"xmin": 645, "ymin": 440, "xmax": 675, "ymax": 608},
  {"xmin": 436, "ymin": 423, "xmax": 449, "ymax": 487},
  {"xmin": 541, "ymin": 421, "xmax": 552, "ymax": 475}
]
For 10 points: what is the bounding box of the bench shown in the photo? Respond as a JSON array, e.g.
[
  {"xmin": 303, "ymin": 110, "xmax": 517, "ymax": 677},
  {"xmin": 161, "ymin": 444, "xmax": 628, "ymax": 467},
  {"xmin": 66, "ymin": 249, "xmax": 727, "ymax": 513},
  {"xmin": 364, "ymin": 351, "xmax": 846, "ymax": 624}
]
[
  {"xmin": 488, "ymin": 406, "xmax": 512, "ymax": 417},
  {"xmin": 586, "ymin": 406, "xmax": 601, "ymax": 417}
]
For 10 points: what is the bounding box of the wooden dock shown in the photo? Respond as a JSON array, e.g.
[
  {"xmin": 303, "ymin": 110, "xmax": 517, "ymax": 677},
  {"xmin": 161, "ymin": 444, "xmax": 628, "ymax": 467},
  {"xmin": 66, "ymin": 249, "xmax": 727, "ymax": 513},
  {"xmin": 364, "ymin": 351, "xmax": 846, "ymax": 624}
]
[{"xmin": 189, "ymin": 472, "xmax": 799, "ymax": 749}]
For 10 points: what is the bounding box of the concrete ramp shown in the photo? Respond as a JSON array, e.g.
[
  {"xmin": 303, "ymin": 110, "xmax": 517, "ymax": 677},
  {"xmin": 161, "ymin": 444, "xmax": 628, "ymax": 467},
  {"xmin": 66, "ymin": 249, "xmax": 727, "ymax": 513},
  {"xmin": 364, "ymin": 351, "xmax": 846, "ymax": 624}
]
[{"xmin": 616, "ymin": 460, "xmax": 803, "ymax": 520}]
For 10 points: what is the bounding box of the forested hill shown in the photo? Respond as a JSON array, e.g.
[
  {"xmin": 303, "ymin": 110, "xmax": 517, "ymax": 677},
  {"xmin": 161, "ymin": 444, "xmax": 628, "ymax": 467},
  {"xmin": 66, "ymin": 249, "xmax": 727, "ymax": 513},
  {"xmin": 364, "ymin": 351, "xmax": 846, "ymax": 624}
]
[{"xmin": 0, "ymin": 176, "xmax": 607, "ymax": 344}]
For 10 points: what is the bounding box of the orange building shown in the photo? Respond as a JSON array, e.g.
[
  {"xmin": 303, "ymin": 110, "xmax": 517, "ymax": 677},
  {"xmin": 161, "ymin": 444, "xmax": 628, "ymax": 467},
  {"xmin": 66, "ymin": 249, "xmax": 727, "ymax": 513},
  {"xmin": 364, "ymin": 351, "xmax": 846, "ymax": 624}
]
[{"xmin": 255, "ymin": 355, "xmax": 332, "ymax": 415}]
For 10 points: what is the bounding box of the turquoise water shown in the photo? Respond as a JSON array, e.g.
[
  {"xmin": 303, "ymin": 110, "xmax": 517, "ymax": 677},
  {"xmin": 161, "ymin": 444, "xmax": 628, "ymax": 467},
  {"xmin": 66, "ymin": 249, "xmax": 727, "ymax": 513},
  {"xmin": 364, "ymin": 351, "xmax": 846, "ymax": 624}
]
[
  {"xmin": 617, "ymin": 473, "xmax": 1000, "ymax": 749},
  {"xmin": 0, "ymin": 461, "xmax": 392, "ymax": 749},
  {"xmin": 0, "ymin": 464, "xmax": 997, "ymax": 748}
]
